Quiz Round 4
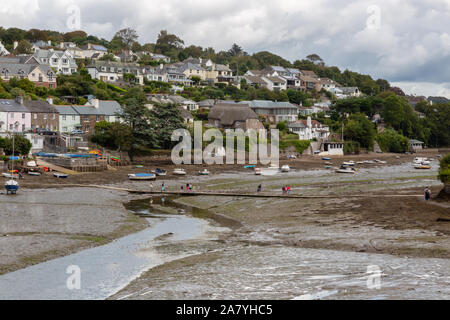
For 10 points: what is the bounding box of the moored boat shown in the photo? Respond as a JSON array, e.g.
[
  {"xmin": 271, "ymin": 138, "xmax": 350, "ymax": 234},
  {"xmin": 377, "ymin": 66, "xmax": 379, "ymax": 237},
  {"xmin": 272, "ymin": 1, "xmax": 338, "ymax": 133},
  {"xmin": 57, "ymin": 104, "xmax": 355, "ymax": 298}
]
[
  {"xmin": 414, "ymin": 164, "xmax": 431, "ymax": 170},
  {"xmin": 342, "ymin": 161, "xmax": 355, "ymax": 166},
  {"xmin": 281, "ymin": 165, "xmax": 290, "ymax": 172},
  {"xmin": 5, "ymin": 179, "xmax": 19, "ymax": 194},
  {"xmin": 128, "ymin": 173, "xmax": 156, "ymax": 180},
  {"xmin": 53, "ymin": 173, "xmax": 69, "ymax": 178},
  {"xmin": 28, "ymin": 171, "xmax": 41, "ymax": 176},
  {"xmin": 155, "ymin": 168, "xmax": 167, "ymax": 176},
  {"xmin": 254, "ymin": 168, "xmax": 262, "ymax": 175},
  {"xmin": 336, "ymin": 167, "xmax": 356, "ymax": 174},
  {"xmin": 173, "ymin": 168, "xmax": 186, "ymax": 176},
  {"xmin": 322, "ymin": 157, "xmax": 331, "ymax": 161},
  {"xmin": 199, "ymin": 169, "xmax": 210, "ymax": 175}
]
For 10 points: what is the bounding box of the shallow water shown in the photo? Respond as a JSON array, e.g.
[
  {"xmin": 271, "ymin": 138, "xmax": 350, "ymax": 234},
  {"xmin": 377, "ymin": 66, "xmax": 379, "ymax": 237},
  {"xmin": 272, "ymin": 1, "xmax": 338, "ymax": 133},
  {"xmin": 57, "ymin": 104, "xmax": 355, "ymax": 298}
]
[{"xmin": 0, "ymin": 199, "xmax": 228, "ymax": 300}]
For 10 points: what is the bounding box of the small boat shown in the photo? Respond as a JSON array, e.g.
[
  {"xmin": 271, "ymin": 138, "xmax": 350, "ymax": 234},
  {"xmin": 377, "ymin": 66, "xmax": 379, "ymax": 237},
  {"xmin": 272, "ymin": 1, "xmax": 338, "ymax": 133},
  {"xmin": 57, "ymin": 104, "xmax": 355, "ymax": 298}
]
[
  {"xmin": 254, "ymin": 168, "xmax": 262, "ymax": 175},
  {"xmin": 173, "ymin": 168, "xmax": 186, "ymax": 176},
  {"xmin": 155, "ymin": 168, "xmax": 167, "ymax": 176},
  {"xmin": 342, "ymin": 161, "xmax": 355, "ymax": 166},
  {"xmin": 5, "ymin": 179, "xmax": 19, "ymax": 194},
  {"xmin": 374, "ymin": 159, "xmax": 387, "ymax": 164},
  {"xmin": 244, "ymin": 165, "xmax": 256, "ymax": 169},
  {"xmin": 28, "ymin": 171, "xmax": 41, "ymax": 176},
  {"xmin": 324, "ymin": 165, "xmax": 333, "ymax": 169},
  {"xmin": 128, "ymin": 173, "xmax": 156, "ymax": 181},
  {"xmin": 53, "ymin": 173, "xmax": 69, "ymax": 178},
  {"xmin": 421, "ymin": 160, "xmax": 431, "ymax": 165},
  {"xmin": 336, "ymin": 168, "xmax": 356, "ymax": 174},
  {"xmin": 135, "ymin": 165, "xmax": 144, "ymax": 168},
  {"xmin": 199, "ymin": 169, "xmax": 210, "ymax": 175},
  {"xmin": 27, "ymin": 161, "xmax": 37, "ymax": 167},
  {"xmin": 414, "ymin": 164, "xmax": 431, "ymax": 170},
  {"xmin": 413, "ymin": 157, "xmax": 427, "ymax": 164},
  {"xmin": 281, "ymin": 165, "xmax": 290, "ymax": 173},
  {"xmin": 322, "ymin": 157, "xmax": 331, "ymax": 161},
  {"xmin": 2, "ymin": 173, "xmax": 19, "ymax": 179}
]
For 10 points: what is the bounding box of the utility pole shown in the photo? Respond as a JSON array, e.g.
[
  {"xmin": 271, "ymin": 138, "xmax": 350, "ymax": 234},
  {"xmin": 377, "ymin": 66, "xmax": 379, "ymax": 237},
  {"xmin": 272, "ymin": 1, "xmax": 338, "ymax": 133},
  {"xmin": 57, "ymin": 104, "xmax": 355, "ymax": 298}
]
[{"xmin": 342, "ymin": 122, "xmax": 344, "ymax": 141}]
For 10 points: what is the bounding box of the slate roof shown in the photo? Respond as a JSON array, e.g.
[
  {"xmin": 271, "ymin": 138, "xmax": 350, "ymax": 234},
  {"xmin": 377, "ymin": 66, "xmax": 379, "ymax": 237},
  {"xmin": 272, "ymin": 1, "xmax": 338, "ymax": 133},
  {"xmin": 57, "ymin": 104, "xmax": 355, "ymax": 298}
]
[
  {"xmin": 0, "ymin": 99, "xmax": 30, "ymax": 112},
  {"xmin": 23, "ymin": 100, "xmax": 58, "ymax": 113},
  {"xmin": 239, "ymin": 100, "xmax": 297, "ymax": 109}
]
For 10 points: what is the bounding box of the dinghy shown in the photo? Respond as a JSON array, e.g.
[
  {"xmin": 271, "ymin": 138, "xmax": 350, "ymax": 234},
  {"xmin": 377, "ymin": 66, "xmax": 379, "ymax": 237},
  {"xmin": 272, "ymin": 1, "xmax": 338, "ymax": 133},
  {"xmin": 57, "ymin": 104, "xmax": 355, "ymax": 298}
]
[
  {"xmin": 155, "ymin": 168, "xmax": 167, "ymax": 176},
  {"xmin": 53, "ymin": 173, "xmax": 69, "ymax": 178},
  {"xmin": 199, "ymin": 169, "xmax": 210, "ymax": 175},
  {"xmin": 254, "ymin": 168, "xmax": 262, "ymax": 175},
  {"xmin": 173, "ymin": 168, "xmax": 186, "ymax": 176},
  {"xmin": 128, "ymin": 173, "xmax": 156, "ymax": 181},
  {"xmin": 322, "ymin": 157, "xmax": 331, "ymax": 161},
  {"xmin": 281, "ymin": 165, "xmax": 290, "ymax": 172},
  {"xmin": 28, "ymin": 171, "xmax": 41, "ymax": 176}
]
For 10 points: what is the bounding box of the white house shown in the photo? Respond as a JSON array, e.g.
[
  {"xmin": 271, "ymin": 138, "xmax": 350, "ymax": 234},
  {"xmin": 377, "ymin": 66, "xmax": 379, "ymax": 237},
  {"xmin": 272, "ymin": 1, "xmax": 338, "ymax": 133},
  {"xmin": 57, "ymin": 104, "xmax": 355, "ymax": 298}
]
[
  {"xmin": 0, "ymin": 41, "xmax": 9, "ymax": 56},
  {"xmin": 33, "ymin": 49, "xmax": 77, "ymax": 75},
  {"xmin": 261, "ymin": 76, "xmax": 287, "ymax": 91},
  {"xmin": 288, "ymin": 117, "xmax": 330, "ymax": 141},
  {"xmin": 54, "ymin": 106, "xmax": 81, "ymax": 133}
]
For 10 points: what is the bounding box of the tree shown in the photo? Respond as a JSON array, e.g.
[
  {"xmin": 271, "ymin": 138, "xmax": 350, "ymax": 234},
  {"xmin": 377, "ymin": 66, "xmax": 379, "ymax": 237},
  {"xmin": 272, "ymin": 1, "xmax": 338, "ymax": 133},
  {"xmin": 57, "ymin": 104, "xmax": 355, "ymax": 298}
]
[
  {"xmin": 91, "ymin": 121, "xmax": 133, "ymax": 151},
  {"xmin": 306, "ymin": 54, "xmax": 323, "ymax": 64},
  {"xmin": 155, "ymin": 30, "xmax": 184, "ymax": 57},
  {"xmin": 151, "ymin": 104, "xmax": 186, "ymax": 149},
  {"xmin": 438, "ymin": 154, "xmax": 450, "ymax": 185},
  {"xmin": 3, "ymin": 135, "xmax": 32, "ymax": 155},
  {"xmin": 15, "ymin": 40, "xmax": 33, "ymax": 54},
  {"xmin": 344, "ymin": 113, "xmax": 376, "ymax": 149},
  {"xmin": 228, "ymin": 43, "xmax": 243, "ymax": 57},
  {"xmin": 376, "ymin": 129, "xmax": 409, "ymax": 153},
  {"xmin": 112, "ymin": 28, "xmax": 139, "ymax": 50},
  {"xmin": 63, "ymin": 30, "xmax": 87, "ymax": 42}
]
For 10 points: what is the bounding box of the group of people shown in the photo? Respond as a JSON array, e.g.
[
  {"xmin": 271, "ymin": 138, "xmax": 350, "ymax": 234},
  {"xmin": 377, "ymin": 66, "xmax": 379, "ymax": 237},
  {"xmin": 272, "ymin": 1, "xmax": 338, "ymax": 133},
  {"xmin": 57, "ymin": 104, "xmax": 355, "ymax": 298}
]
[
  {"xmin": 182, "ymin": 183, "xmax": 193, "ymax": 192},
  {"xmin": 282, "ymin": 185, "xmax": 292, "ymax": 195}
]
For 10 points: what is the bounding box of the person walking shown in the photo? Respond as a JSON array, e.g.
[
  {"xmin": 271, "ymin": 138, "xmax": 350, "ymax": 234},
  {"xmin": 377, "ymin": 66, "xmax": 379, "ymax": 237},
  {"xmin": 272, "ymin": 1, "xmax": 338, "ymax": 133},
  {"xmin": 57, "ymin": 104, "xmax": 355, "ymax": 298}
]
[
  {"xmin": 161, "ymin": 182, "xmax": 165, "ymax": 192},
  {"xmin": 287, "ymin": 186, "xmax": 291, "ymax": 196},
  {"xmin": 424, "ymin": 187, "xmax": 431, "ymax": 201},
  {"xmin": 257, "ymin": 184, "xmax": 262, "ymax": 193}
]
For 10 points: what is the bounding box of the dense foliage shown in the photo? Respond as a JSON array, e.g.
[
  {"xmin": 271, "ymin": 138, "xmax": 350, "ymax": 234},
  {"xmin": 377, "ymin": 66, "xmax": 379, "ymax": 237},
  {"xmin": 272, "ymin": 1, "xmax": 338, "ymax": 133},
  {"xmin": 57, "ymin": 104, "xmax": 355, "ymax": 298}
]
[
  {"xmin": 438, "ymin": 154, "xmax": 450, "ymax": 184},
  {"xmin": 376, "ymin": 129, "xmax": 410, "ymax": 153},
  {"xmin": 0, "ymin": 135, "xmax": 32, "ymax": 155}
]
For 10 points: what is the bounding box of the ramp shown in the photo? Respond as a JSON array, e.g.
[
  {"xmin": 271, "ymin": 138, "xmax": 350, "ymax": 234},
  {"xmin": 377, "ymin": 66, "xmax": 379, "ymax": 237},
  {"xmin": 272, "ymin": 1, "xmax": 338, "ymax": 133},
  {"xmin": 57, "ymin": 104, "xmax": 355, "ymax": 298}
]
[{"xmin": 36, "ymin": 158, "xmax": 79, "ymax": 175}]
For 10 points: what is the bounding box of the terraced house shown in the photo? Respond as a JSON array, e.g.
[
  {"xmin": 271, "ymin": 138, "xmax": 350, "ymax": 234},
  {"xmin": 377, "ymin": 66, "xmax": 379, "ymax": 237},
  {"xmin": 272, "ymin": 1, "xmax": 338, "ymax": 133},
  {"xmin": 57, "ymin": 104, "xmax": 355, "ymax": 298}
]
[
  {"xmin": 24, "ymin": 99, "xmax": 59, "ymax": 131},
  {"xmin": 86, "ymin": 60, "xmax": 144, "ymax": 85},
  {"xmin": 0, "ymin": 56, "xmax": 57, "ymax": 88},
  {"xmin": 0, "ymin": 96, "xmax": 31, "ymax": 133}
]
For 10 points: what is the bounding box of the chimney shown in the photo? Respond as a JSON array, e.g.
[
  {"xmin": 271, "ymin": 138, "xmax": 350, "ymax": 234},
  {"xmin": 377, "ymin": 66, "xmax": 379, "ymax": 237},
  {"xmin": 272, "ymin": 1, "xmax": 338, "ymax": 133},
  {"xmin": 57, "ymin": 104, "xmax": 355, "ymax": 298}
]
[
  {"xmin": 159, "ymin": 63, "xmax": 163, "ymax": 70},
  {"xmin": 13, "ymin": 41, "xmax": 18, "ymax": 50},
  {"xmin": 59, "ymin": 42, "xmax": 64, "ymax": 49},
  {"xmin": 91, "ymin": 99, "xmax": 100, "ymax": 109},
  {"xmin": 46, "ymin": 97, "xmax": 53, "ymax": 105},
  {"xmin": 16, "ymin": 95, "xmax": 24, "ymax": 105}
]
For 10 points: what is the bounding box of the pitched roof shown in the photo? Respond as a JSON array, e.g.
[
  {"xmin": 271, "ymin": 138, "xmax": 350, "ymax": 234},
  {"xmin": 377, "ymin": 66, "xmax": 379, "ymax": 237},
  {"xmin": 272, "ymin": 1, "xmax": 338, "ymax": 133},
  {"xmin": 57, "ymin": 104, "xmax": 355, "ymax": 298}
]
[
  {"xmin": 53, "ymin": 105, "xmax": 79, "ymax": 115},
  {"xmin": 244, "ymin": 75, "xmax": 267, "ymax": 85},
  {"xmin": 264, "ymin": 76, "xmax": 286, "ymax": 84},
  {"xmin": 0, "ymin": 99, "xmax": 30, "ymax": 112},
  {"xmin": 23, "ymin": 100, "xmax": 58, "ymax": 113},
  {"xmin": 208, "ymin": 103, "xmax": 258, "ymax": 126},
  {"xmin": 240, "ymin": 100, "xmax": 297, "ymax": 109}
]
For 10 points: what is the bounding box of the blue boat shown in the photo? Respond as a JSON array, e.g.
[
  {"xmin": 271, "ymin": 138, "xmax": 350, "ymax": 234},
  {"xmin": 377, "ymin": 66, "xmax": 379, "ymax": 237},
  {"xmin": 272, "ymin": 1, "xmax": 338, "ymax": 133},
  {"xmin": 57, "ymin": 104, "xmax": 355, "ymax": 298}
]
[
  {"xmin": 244, "ymin": 165, "xmax": 256, "ymax": 169},
  {"xmin": 128, "ymin": 173, "xmax": 156, "ymax": 181},
  {"xmin": 322, "ymin": 157, "xmax": 331, "ymax": 161},
  {"xmin": 53, "ymin": 173, "xmax": 69, "ymax": 178},
  {"xmin": 5, "ymin": 180, "xmax": 19, "ymax": 194}
]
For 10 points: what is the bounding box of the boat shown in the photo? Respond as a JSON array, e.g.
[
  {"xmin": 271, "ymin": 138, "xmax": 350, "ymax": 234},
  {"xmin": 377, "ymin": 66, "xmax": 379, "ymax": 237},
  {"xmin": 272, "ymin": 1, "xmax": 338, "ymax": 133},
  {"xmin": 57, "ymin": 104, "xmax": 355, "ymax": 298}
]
[
  {"xmin": 374, "ymin": 159, "xmax": 387, "ymax": 164},
  {"xmin": 414, "ymin": 164, "xmax": 431, "ymax": 170},
  {"xmin": 244, "ymin": 165, "xmax": 256, "ymax": 169},
  {"xmin": 421, "ymin": 160, "xmax": 431, "ymax": 165},
  {"xmin": 135, "ymin": 165, "xmax": 144, "ymax": 168},
  {"xmin": 336, "ymin": 167, "xmax": 356, "ymax": 174},
  {"xmin": 342, "ymin": 161, "xmax": 355, "ymax": 166},
  {"xmin": 28, "ymin": 171, "xmax": 41, "ymax": 176},
  {"xmin": 173, "ymin": 168, "xmax": 186, "ymax": 176},
  {"xmin": 128, "ymin": 173, "xmax": 156, "ymax": 181},
  {"xmin": 322, "ymin": 157, "xmax": 331, "ymax": 161},
  {"xmin": 26, "ymin": 161, "xmax": 37, "ymax": 167},
  {"xmin": 281, "ymin": 165, "xmax": 290, "ymax": 173},
  {"xmin": 2, "ymin": 173, "xmax": 17, "ymax": 178},
  {"xmin": 254, "ymin": 168, "xmax": 262, "ymax": 175},
  {"xmin": 5, "ymin": 179, "xmax": 19, "ymax": 194},
  {"xmin": 413, "ymin": 157, "xmax": 427, "ymax": 164},
  {"xmin": 53, "ymin": 173, "xmax": 69, "ymax": 178},
  {"xmin": 155, "ymin": 168, "xmax": 167, "ymax": 176},
  {"xmin": 199, "ymin": 169, "xmax": 210, "ymax": 175}
]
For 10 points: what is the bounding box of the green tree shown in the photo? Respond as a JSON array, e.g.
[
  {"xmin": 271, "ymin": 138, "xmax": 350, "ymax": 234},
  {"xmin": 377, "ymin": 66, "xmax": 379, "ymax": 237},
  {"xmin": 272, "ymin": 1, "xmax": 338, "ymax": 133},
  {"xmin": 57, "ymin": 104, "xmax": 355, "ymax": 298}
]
[
  {"xmin": 344, "ymin": 113, "xmax": 376, "ymax": 149},
  {"xmin": 112, "ymin": 28, "xmax": 139, "ymax": 50},
  {"xmin": 438, "ymin": 154, "xmax": 450, "ymax": 184},
  {"xmin": 3, "ymin": 135, "xmax": 32, "ymax": 155},
  {"xmin": 151, "ymin": 104, "xmax": 186, "ymax": 149},
  {"xmin": 376, "ymin": 129, "xmax": 410, "ymax": 153},
  {"xmin": 15, "ymin": 39, "xmax": 33, "ymax": 54}
]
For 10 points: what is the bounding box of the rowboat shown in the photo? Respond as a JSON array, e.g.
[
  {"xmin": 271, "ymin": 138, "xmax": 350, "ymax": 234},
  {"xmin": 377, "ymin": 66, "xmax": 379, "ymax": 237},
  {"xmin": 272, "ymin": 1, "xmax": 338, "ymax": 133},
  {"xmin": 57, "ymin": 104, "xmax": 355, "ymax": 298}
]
[
  {"xmin": 414, "ymin": 164, "xmax": 431, "ymax": 170},
  {"xmin": 155, "ymin": 168, "xmax": 167, "ymax": 176},
  {"xmin": 281, "ymin": 165, "xmax": 290, "ymax": 173},
  {"xmin": 5, "ymin": 179, "xmax": 19, "ymax": 194},
  {"xmin": 199, "ymin": 169, "xmax": 210, "ymax": 175},
  {"xmin": 173, "ymin": 168, "xmax": 186, "ymax": 176},
  {"xmin": 53, "ymin": 173, "xmax": 69, "ymax": 178},
  {"xmin": 322, "ymin": 157, "xmax": 331, "ymax": 161},
  {"xmin": 128, "ymin": 173, "xmax": 156, "ymax": 181},
  {"xmin": 28, "ymin": 171, "xmax": 41, "ymax": 176}
]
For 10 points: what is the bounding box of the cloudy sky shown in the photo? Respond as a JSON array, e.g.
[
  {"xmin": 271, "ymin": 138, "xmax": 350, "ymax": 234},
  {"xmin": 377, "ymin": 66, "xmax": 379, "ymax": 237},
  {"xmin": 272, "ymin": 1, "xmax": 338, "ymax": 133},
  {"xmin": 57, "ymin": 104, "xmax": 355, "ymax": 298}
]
[{"xmin": 1, "ymin": 0, "xmax": 449, "ymax": 97}]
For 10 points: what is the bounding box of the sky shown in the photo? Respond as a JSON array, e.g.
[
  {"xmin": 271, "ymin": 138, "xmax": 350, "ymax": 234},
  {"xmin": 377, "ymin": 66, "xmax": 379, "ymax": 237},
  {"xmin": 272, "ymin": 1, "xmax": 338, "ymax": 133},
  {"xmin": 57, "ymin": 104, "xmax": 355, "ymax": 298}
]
[{"xmin": 1, "ymin": 0, "xmax": 449, "ymax": 98}]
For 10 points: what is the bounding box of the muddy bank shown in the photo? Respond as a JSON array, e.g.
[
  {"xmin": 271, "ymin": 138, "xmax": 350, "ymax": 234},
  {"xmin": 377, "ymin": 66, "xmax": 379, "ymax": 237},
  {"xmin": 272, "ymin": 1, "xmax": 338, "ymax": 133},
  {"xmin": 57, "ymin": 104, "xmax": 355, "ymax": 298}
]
[{"xmin": 0, "ymin": 188, "xmax": 148, "ymax": 275}]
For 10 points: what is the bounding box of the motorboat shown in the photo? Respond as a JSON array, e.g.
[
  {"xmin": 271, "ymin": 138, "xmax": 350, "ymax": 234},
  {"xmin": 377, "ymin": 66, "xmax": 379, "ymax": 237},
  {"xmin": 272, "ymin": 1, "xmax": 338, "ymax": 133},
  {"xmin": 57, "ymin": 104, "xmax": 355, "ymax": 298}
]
[
  {"xmin": 281, "ymin": 165, "xmax": 290, "ymax": 173},
  {"xmin": 5, "ymin": 179, "xmax": 19, "ymax": 194},
  {"xmin": 173, "ymin": 168, "xmax": 186, "ymax": 176},
  {"xmin": 155, "ymin": 168, "xmax": 167, "ymax": 176},
  {"xmin": 342, "ymin": 161, "xmax": 355, "ymax": 166},
  {"xmin": 374, "ymin": 159, "xmax": 387, "ymax": 164},
  {"xmin": 336, "ymin": 167, "xmax": 356, "ymax": 174},
  {"xmin": 199, "ymin": 169, "xmax": 210, "ymax": 175},
  {"xmin": 128, "ymin": 173, "xmax": 156, "ymax": 180},
  {"xmin": 53, "ymin": 173, "xmax": 69, "ymax": 178},
  {"xmin": 244, "ymin": 165, "xmax": 256, "ymax": 169},
  {"xmin": 2, "ymin": 173, "xmax": 17, "ymax": 178}
]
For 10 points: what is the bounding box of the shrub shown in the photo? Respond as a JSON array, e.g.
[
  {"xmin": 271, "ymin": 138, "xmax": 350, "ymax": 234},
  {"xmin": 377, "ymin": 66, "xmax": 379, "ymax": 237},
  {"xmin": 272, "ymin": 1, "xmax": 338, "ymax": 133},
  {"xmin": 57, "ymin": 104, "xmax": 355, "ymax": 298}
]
[
  {"xmin": 344, "ymin": 141, "xmax": 361, "ymax": 154},
  {"xmin": 279, "ymin": 139, "xmax": 310, "ymax": 154},
  {"xmin": 376, "ymin": 129, "xmax": 409, "ymax": 153},
  {"xmin": 438, "ymin": 154, "xmax": 450, "ymax": 184}
]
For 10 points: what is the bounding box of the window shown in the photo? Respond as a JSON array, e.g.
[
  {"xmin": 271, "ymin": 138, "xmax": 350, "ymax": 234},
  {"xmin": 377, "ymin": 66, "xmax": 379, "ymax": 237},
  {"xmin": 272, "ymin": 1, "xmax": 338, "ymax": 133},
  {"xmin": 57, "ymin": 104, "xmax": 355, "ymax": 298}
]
[
  {"xmin": 52, "ymin": 58, "xmax": 58, "ymax": 63},
  {"xmin": 22, "ymin": 124, "xmax": 25, "ymax": 131},
  {"xmin": 105, "ymin": 116, "xmax": 110, "ymax": 121},
  {"xmin": 38, "ymin": 75, "xmax": 43, "ymax": 82},
  {"xmin": 63, "ymin": 127, "xmax": 67, "ymax": 132},
  {"xmin": 49, "ymin": 84, "xmax": 53, "ymax": 88},
  {"xmin": 72, "ymin": 115, "xmax": 76, "ymax": 120},
  {"xmin": 43, "ymin": 114, "xmax": 47, "ymax": 120},
  {"xmin": 10, "ymin": 113, "xmax": 13, "ymax": 118},
  {"xmin": 9, "ymin": 124, "xmax": 13, "ymax": 130},
  {"xmin": 62, "ymin": 115, "xmax": 66, "ymax": 121},
  {"xmin": 62, "ymin": 59, "xmax": 67, "ymax": 64},
  {"xmin": 33, "ymin": 114, "xmax": 37, "ymax": 119},
  {"xmin": 52, "ymin": 114, "xmax": 56, "ymax": 120}
]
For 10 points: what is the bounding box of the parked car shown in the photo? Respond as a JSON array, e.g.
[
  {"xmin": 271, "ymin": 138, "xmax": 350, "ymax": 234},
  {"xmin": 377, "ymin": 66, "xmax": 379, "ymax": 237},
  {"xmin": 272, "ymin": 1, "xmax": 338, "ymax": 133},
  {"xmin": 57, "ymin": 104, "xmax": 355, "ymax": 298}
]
[
  {"xmin": 71, "ymin": 130, "xmax": 84, "ymax": 135},
  {"xmin": 35, "ymin": 128, "xmax": 57, "ymax": 136}
]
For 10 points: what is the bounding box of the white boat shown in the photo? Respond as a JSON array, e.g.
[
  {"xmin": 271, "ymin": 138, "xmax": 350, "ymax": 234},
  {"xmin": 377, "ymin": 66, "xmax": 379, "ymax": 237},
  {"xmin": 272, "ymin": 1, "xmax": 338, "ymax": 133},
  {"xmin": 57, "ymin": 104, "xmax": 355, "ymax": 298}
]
[
  {"xmin": 28, "ymin": 171, "xmax": 41, "ymax": 176},
  {"xmin": 254, "ymin": 168, "xmax": 262, "ymax": 175},
  {"xmin": 336, "ymin": 167, "xmax": 356, "ymax": 174},
  {"xmin": 374, "ymin": 159, "xmax": 387, "ymax": 164},
  {"xmin": 154, "ymin": 168, "xmax": 167, "ymax": 176},
  {"xmin": 199, "ymin": 169, "xmax": 210, "ymax": 175},
  {"xmin": 413, "ymin": 157, "xmax": 427, "ymax": 164},
  {"xmin": 53, "ymin": 173, "xmax": 69, "ymax": 178},
  {"xmin": 421, "ymin": 160, "xmax": 431, "ymax": 165},
  {"xmin": 342, "ymin": 161, "xmax": 355, "ymax": 166},
  {"xmin": 5, "ymin": 179, "xmax": 19, "ymax": 194},
  {"xmin": 26, "ymin": 161, "xmax": 37, "ymax": 167},
  {"xmin": 281, "ymin": 165, "xmax": 290, "ymax": 172},
  {"xmin": 128, "ymin": 173, "xmax": 156, "ymax": 181},
  {"xmin": 414, "ymin": 164, "xmax": 431, "ymax": 170},
  {"xmin": 173, "ymin": 168, "xmax": 186, "ymax": 176}
]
